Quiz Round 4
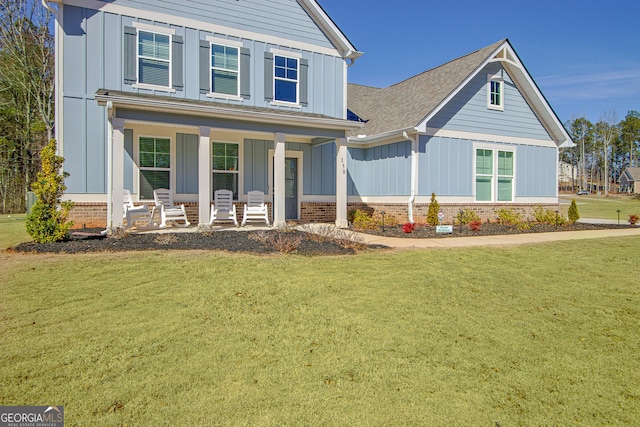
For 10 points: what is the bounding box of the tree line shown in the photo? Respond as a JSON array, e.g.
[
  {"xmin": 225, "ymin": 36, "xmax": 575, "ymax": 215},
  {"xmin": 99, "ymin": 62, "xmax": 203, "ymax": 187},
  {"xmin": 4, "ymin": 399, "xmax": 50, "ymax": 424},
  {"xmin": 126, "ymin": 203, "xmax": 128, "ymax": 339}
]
[
  {"xmin": 564, "ymin": 111, "xmax": 640, "ymax": 195},
  {"xmin": 0, "ymin": 0, "xmax": 54, "ymax": 213}
]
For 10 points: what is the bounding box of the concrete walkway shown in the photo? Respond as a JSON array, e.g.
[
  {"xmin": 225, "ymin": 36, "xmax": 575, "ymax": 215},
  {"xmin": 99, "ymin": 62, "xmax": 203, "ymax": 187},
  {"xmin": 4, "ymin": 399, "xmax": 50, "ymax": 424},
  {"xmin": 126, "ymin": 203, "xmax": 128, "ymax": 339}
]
[{"xmin": 353, "ymin": 226, "xmax": 640, "ymax": 249}]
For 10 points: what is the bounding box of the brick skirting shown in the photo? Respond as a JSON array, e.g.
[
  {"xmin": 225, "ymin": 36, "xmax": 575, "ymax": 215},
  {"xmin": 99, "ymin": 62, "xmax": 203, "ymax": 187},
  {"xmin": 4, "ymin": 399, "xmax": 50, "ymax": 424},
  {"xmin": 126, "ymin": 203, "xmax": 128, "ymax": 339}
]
[
  {"xmin": 69, "ymin": 201, "xmax": 559, "ymax": 228},
  {"xmin": 68, "ymin": 201, "xmax": 273, "ymax": 229}
]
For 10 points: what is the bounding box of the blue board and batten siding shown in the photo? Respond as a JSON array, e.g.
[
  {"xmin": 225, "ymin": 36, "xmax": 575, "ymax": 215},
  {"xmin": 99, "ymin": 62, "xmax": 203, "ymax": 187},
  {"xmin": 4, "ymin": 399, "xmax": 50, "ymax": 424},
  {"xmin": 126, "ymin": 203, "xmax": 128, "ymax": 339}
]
[
  {"xmin": 244, "ymin": 139, "xmax": 338, "ymax": 196},
  {"xmin": 347, "ymin": 142, "xmax": 412, "ymax": 196},
  {"xmin": 429, "ymin": 64, "xmax": 551, "ymax": 141},
  {"xmin": 60, "ymin": 1, "xmax": 346, "ymax": 193}
]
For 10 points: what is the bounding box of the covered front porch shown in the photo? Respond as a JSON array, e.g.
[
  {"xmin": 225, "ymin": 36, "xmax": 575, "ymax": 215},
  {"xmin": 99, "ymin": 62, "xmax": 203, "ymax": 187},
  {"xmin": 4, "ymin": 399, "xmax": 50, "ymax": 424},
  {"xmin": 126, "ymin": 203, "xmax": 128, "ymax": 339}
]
[{"xmin": 96, "ymin": 90, "xmax": 362, "ymax": 231}]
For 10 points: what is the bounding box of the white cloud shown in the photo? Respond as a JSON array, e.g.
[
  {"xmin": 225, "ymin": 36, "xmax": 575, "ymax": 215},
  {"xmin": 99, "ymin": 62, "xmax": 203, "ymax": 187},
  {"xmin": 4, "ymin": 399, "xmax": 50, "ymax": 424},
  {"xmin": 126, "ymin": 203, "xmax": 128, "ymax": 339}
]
[{"xmin": 537, "ymin": 68, "xmax": 640, "ymax": 101}]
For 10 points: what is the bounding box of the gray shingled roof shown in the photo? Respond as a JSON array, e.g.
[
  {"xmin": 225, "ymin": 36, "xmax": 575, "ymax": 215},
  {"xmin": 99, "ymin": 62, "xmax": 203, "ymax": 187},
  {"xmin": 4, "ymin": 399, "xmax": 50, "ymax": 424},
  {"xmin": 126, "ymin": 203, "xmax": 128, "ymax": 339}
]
[
  {"xmin": 347, "ymin": 39, "xmax": 506, "ymax": 137},
  {"xmin": 623, "ymin": 167, "xmax": 640, "ymax": 181}
]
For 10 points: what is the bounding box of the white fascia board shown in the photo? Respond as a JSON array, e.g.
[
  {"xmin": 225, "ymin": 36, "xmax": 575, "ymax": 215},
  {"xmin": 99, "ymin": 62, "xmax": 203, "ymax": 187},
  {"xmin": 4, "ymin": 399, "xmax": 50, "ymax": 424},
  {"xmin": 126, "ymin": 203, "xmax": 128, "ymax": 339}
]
[
  {"xmin": 61, "ymin": 0, "xmax": 343, "ymax": 58},
  {"xmin": 425, "ymin": 128, "xmax": 557, "ymax": 148},
  {"xmin": 95, "ymin": 92, "xmax": 364, "ymax": 132},
  {"xmin": 347, "ymin": 127, "xmax": 417, "ymax": 148},
  {"xmin": 297, "ymin": 0, "xmax": 363, "ymax": 60}
]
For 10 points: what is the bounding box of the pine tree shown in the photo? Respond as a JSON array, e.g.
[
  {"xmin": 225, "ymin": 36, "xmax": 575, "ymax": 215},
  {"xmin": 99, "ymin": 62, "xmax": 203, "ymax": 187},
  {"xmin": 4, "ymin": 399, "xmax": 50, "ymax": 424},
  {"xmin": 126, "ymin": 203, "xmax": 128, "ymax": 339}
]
[
  {"xmin": 568, "ymin": 199, "xmax": 580, "ymax": 224},
  {"xmin": 25, "ymin": 140, "xmax": 74, "ymax": 242},
  {"xmin": 426, "ymin": 192, "xmax": 440, "ymax": 226}
]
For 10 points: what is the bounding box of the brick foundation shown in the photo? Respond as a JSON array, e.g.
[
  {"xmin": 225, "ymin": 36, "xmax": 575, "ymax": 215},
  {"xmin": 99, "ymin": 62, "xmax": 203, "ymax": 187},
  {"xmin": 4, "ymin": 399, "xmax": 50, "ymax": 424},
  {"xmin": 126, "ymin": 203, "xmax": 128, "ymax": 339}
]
[
  {"xmin": 70, "ymin": 200, "xmax": 559, "ymax": 228},
  {"xmin": 68, "ymin": 201, "xmax": 274, "ymax": 229}
]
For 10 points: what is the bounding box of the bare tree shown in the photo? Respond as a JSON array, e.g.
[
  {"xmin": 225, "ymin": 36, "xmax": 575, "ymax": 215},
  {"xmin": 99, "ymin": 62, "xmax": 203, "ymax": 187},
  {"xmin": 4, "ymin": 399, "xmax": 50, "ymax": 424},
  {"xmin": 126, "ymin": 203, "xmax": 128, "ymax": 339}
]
[{"xmin": 595, "ymin": 111, "xmax": 620, "ymax": 196}]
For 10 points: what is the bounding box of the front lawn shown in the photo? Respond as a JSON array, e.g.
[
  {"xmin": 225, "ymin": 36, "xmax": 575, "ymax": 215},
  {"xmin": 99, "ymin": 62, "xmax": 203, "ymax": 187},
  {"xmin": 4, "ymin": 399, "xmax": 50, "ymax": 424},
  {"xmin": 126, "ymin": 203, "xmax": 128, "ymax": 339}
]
[
  {"xmin": 1, "ymin": 230, "xmax": 639, "ymax": 425},
  {"xmin": 560, "ymin": 193, "xmax": 640, "ymax": 221}
]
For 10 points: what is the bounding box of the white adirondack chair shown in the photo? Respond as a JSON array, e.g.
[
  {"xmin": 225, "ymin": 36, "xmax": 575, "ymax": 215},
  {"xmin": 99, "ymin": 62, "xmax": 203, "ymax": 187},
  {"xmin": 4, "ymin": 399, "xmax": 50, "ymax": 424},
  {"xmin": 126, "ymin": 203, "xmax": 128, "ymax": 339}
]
[
  {"xmin": 209, "ymin": 189, "xmax": 238, "ymax": 226},
  {"xmin": 123, "ymin": 189, "xmax": 152, "ymax": 228},
  {"xmin": 153, "ymin": 188, "xmax": 190, "ymax": 228},
  {"xmin": 241, "ymin": 190, "xmax": 270, "ymax": 226}
]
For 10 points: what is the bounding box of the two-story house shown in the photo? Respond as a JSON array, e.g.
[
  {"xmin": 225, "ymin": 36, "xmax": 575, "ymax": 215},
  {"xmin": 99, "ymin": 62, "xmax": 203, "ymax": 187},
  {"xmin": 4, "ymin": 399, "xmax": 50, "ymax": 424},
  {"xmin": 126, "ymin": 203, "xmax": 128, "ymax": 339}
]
[{"xmin": 46, "ymin": 1, "xmax": 573, "ymax": 229}]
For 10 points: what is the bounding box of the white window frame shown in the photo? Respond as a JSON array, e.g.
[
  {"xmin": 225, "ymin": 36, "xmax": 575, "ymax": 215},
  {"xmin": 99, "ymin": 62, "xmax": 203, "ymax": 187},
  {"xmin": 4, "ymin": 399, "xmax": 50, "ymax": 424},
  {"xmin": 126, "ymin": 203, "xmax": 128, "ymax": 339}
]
[
  {"xmin": 212, "ymin": 141, "xmax": 241, "ymax": 200},
  {"xmin": 206, "ymin": 36, "xmax": 243, "ymax": 101},
  {"xmin": 487, "ymin": 73, "xmax": 504, "ymax": 111},
  {"xmin": 271, "ymin": 48, "xmax": 302, "ymax": 107},
  {"xmin": 137, "ymin": 135, "xmax": 173, "ymax": 200},
  {"xmin": 473, "ymin": 143, "xmax": 515, "ymax": 203},
  {"xmin": 132, "ymin": 23, "xmax": 175, "ymax": 93}
]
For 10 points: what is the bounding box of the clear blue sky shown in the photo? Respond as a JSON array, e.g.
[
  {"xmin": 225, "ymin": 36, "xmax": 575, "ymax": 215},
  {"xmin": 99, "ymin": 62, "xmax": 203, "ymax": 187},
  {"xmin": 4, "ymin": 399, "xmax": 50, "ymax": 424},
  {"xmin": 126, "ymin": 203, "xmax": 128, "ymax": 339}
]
[{"xmin": 320, "ymin": 0, "xmax": 640, "ymax": 125}]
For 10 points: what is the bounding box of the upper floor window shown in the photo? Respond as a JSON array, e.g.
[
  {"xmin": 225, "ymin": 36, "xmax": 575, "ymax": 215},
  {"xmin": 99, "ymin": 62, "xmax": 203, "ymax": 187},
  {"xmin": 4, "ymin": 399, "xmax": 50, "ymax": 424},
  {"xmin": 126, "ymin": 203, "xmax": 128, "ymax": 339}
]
[
  {"xmin": 138, "ymin": 30, "xmax": 171, "ymax": 87},
  {"xmin": 487, "ymin": 73, "xmax": 504, "ymax": 111},
  {"xmin": 264, "ymin": 50, "xmax": 308, "ymax": 107},
  {"xmin": 274, "ymin": 55, "xmax": 299, "ymax": 104},
  {"xmin": 211, "ymin": 44, "xmax": 239, "ymax": 96},
  {"xmin": 124, "ymin": 24, "xmax": 182, "ymax": 92}
]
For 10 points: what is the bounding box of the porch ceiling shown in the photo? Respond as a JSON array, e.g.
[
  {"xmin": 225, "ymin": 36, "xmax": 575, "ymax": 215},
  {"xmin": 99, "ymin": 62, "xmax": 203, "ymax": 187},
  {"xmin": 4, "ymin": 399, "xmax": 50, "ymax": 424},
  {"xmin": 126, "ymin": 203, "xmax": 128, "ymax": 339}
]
[{"xmin": 95, "ymin": 89, "xmax": 364, "ymax": 135}]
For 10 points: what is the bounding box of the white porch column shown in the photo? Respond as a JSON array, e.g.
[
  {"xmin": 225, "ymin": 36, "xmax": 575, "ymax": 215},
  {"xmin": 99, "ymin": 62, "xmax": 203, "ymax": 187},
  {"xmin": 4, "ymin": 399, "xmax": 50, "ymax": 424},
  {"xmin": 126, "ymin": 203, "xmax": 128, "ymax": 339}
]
[
  {"xmin": 335, "ymin": 137, "xmax": 348, "ymax": 228},
  {"xmin": 273, "ymin": 132, "xmax": 286, "ymax": 227},
  {"xmin": 111, "ymin": 118, "xmax": 125, "ymax": 229},
  {"xmin": 198, "ymin": 126, "xmax": 211, "ymax": 226}
]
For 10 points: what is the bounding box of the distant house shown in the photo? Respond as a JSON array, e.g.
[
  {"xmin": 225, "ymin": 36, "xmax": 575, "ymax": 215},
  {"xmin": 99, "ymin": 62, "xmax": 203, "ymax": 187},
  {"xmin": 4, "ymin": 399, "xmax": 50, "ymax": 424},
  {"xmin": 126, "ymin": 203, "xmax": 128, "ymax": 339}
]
[
  {"xmin": 346, "ymin": 39, "xmax": 573, "ymax": 222},
  {"xmin": 46, "ymin": 0, "xmax": 572, "ymax": 228},
  {"xmin": 558, "ymin": 161, "xmax": 578, "ymax": 189},
  {"xmin": 620, "ymin": 167, "xmax": 640, "ymax": 194}
]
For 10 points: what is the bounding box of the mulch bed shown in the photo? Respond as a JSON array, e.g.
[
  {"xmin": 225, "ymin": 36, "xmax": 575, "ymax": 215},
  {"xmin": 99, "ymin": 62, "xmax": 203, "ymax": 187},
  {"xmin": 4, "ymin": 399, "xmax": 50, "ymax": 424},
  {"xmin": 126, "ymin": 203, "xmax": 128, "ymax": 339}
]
[
  {"xmin": 364, "ymin": 221, "xmax": 636, "ymax": 238},
  {"xmin": 11, "ymin": 229, "xmax": 382, "ymax": 256}
]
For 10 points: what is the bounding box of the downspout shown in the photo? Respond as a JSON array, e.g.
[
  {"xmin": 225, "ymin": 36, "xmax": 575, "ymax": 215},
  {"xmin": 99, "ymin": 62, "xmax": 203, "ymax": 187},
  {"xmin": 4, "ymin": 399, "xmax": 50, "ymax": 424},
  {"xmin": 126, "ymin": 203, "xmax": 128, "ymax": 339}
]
[
  {"xmin": 403, "ymin": 131, "xmax": 418, "ymax": 224},
  {"xmin": 105, "ymin": 101, "xmax": 114, "ymax": 234}
]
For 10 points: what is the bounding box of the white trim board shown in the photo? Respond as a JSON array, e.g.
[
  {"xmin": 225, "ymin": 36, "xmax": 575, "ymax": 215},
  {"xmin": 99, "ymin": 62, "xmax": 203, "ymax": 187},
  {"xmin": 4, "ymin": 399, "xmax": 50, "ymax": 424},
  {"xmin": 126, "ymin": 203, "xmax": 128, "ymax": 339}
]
[
  {"xmin": 62, "ymin": 0, "xmax": 343, "ymax": 58},
  {"xmin": 425, "ymin": 128, "xmax": 557, "ymax": 148}
]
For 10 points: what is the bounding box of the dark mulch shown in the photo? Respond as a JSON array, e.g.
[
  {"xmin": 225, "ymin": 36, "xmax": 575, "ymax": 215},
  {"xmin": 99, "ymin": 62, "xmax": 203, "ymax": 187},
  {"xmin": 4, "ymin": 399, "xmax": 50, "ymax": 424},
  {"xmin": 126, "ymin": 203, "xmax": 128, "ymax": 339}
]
[
  {"xmin": 365, "ymin": 221, "xmax": 636, "ymax": 238},
  {"xmin": 11, "ymin": 229, "xmax": 382, "ymax": 256}
]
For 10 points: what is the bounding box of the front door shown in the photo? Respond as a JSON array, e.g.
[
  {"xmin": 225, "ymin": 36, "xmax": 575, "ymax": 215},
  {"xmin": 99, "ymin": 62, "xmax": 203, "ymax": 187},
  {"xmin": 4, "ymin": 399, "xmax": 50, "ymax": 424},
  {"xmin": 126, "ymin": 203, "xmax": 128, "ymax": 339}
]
[{"xmin": 285, "ymin": 157, "xmax": 298, "ymax": 219}]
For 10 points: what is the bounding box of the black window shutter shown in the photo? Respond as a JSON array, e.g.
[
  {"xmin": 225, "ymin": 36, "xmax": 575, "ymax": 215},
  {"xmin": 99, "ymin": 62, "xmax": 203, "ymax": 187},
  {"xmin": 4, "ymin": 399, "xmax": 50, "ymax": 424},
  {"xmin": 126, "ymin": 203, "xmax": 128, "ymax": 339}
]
[
  {"xmin": 199, "ymin": 39, "xmax": 210, "ymax": 94},
  {"xmin": 172, "ymin": 35, "xmax": 183, "ymax": 90},
  {"xmin": 240, "ymin": 47, "xmax": 250, "ymax": 99},
  {"xmin": 264, "ymin": 52, "xmax": 273, "ymax": 102},
  {"xmin": 123, "ymin": 26, "xmax": 137, "ymax": 85},
  {"xmin": 299, "ymin": 58, "xmax": 308, "ymax": 107}
]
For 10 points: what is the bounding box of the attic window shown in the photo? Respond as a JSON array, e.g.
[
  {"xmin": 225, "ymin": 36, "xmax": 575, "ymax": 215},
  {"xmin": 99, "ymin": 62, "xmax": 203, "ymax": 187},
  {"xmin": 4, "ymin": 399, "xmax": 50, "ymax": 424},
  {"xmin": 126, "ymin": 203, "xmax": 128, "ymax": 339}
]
[{"xmin": 487, "ymin": 73, "xmax": 504, "ymax": 111}]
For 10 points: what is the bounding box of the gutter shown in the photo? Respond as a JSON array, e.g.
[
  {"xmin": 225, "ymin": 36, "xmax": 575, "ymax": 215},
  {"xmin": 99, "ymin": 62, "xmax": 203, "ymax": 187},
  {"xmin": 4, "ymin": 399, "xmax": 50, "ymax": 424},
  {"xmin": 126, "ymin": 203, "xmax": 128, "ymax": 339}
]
[
  {"xmin": 403, "ymin": 131, "xmax": 419, "ymax": 224},
  {"xmin": 41, "ymin": 0, "xmax": 60, "ymax": 15}
]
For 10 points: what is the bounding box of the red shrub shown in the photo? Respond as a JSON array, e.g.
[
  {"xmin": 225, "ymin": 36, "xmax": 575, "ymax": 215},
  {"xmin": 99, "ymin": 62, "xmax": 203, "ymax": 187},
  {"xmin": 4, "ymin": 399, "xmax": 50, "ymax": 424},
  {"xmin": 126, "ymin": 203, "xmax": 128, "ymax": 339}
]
[
  {"xmin": 468, "ymin": 220, "xmax": 482, "ymax": 231},
  {"xmin": 402, "ymin": 222, "xmax": 415, "ymax": 233}
]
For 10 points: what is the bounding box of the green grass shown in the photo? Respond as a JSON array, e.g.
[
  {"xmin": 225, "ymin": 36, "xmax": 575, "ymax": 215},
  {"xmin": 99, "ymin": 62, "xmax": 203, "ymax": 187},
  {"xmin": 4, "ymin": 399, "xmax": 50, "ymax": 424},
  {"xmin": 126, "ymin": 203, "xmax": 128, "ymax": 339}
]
[
  {"xmin": 0, "ymin": 214, "xmax": 29, "ymax": 249},
  {"xmin": 560, "ymin": 194, "xmax": 640, "ymax": 220},
  {"xmin": 1, "ymin": 217, "xmax": 640, "ymax": 425}
]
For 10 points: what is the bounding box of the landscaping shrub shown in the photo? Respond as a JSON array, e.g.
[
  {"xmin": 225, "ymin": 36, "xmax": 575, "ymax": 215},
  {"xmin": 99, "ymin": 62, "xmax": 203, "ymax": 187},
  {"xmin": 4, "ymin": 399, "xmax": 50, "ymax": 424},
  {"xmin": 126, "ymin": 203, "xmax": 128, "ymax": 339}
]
[
  {"xmin": 426, "ymin": 192, "xmax": 440, "ymax": 226},
  {"xmin": 495, "ymin": 208, "xmax": 530, "ymax": 230},
  {"xmin": 249, "ymin": 230, "xmax": 303, "ymax": 253},
  {"xmin": 25, "ymin": 140, "xmax": 74, "ymax": 243},
  {"xmin": 568, "ymin": 199, "xmax": 580, "ymax": 224},
  {"xmin": 468, "ymin": 220, "xmax": 482, "ymax": 231},
  {"xmin": 402, "ymin": 222, "xmax": 415, "ymax": 233},
  {"xmin": 351, "ymin": 209, "xmax": 378, "ymax": 231},
  {"xmin": 532, "ymin": 205, "xmax": 566, "ymax": 226},
  {"xmin": 629, "ymin": 214, "xmax": 639, "ymax": 225},
  {"xmin": 456, "ymin": 209, "xmax": 480, "ymax": 225}
]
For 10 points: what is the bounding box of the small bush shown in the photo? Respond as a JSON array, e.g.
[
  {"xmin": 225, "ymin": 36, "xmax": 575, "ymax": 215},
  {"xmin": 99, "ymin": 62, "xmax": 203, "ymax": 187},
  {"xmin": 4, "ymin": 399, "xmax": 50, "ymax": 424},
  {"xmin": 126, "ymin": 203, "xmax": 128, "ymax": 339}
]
[
  {"xmin": 402, "ymin": 222, "xmax": 415, "ymax": 233},
  {"xmin": 249, "ymin": 230, "xmax": 302, "ymax": 253},
  {"xmin": 495, "ymin": 208, "xmax": 530, "ymax": 231},
  {"xmin": 352, "ymin": 209, "xmax": 378, "ymax": 231},
  {"xmin": 568, "ymin": 199, "xmax": 580, "ymax": 224},
  {"xmin": 629, "ymin": 214, "xmax": 639, "ymax": 225},
  {"xmin": 456, "ymin": 209, "xmax": 480, "ymax": 225},
  {"xmin": 468, "ymin": 220, "xmax": 482, "ymax": 231},
  {"xmin": 532, "ymin": 205, "xmax": 566, "ymax": 226},
  {"xmin": 426, "ymin": 193, "xmax": 440, "ymax": 226},
  {"xmin": 25, "ymin": 140, "xmax": 74, "ymax": 243}
]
